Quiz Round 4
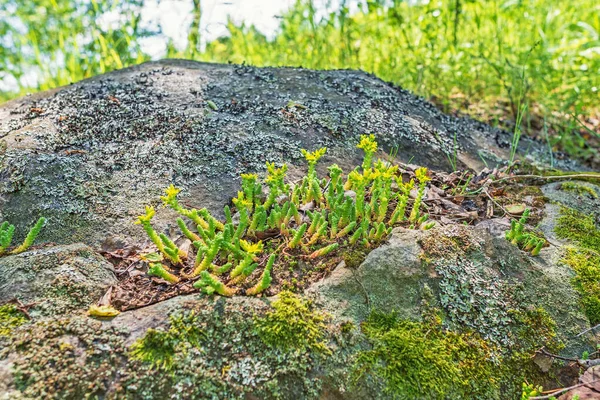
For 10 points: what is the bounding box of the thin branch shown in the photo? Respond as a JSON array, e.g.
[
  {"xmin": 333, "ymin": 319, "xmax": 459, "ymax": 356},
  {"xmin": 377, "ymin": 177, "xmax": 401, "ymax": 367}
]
[
  {"xmin": 492, "ymin": 173, "xmax": 600, "ymax": 185},
  {"xmin": 529, "ymin": 379, "xmax": 600, "ymax": 400},
  {"xmin": 537, "ymin": 347, "xmax": 578, "ymax": 363},
  {"xmin": 576, "ymin": 322, "xmax": 600, "ymax": 338}
]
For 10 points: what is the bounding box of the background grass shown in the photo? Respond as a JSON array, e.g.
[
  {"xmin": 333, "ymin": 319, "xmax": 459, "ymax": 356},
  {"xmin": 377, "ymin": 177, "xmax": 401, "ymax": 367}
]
[{"xmin": 1, "ymin": 0, "xmax": 598, "ymax": 163}]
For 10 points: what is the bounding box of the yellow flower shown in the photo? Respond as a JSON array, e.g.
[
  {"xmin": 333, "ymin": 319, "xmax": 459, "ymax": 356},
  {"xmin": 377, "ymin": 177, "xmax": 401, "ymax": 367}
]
[
  {"xmin": 266, "ymin": 162, "xmax": 288, "ymax": 183},
  {"xmin": 362, "ymin": 168, "xmax": 379, "ymax": 181},
  {"xmin": 135, "ymin": 206, "xmax": 156, "ymax": 224},
  {"xmin": 232, "ymin": 191, "xmax": 252, "ymax": 208},
  {"xmin": 161, "ymin": 184, "xmax": 181, "ymax": 206},
  {"xmin": 415, "ymin": 167, "xmax": 431, "ymax": 183},
  {"xmin": 357, "ymin": 134, "xmax": 378, "ymax": 153},
  {"xmin": 240, "ymin": 239, "xmax": 264, "ymax": 254},
  {"xmin": 241, "ymin": 173, "xmax": 258, "ymax": 181},
  {"xmin": 301, "ymin": 147, "xmax": 327, "ymax": 163},
  {"xmin": 348, "ymin": 170, "xmax": 364, "ymax": 185}
]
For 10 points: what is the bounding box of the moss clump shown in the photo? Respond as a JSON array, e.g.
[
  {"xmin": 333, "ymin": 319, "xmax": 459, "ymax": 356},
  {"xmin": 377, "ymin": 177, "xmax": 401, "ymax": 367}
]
[
  {"xmin": 130, "ymin": 312, "xmax": 205, "ymax": 370},
  {"xmin": 342, "ymin": 247, "xmax": 369, "ymax": 269},
  {"xmin": 116, "ymin": 300, "xmax": 335, "ymax": 400},
  {"xmin": 511, "ymin": 306, "xmax": 563, "ymax": 354},
  {"xmin": 254, "ymin": 291, "xmax": 330, "ymax": 353},
  {"xmin": 555, "ymin": 207, "xmax": 600, "ymax": 252},
  {"xmin": 0, "ymin": 304, "xmax": 28, "ymax": 336},
  {"xmin": 561, "ymin": 248, "xmax": 600, "ymax": 325},
  {"xmin": 353, "ymin": 311, "xmax": 498, "ymax": 399},
  {"xmin": 560, "ymin": 181, "xmax": 598, "ymax": 199},
  {"xmin": 555, "ymin": 207, "xmax": 600, "ymax": 324}
]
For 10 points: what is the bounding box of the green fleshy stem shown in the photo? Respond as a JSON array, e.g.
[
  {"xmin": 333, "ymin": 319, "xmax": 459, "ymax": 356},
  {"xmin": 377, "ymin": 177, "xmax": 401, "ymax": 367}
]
[
  {"xmin": 224, "ymin": 205, "xmax": 233, "ymax": 225},
  {"xmin": 0, "ymin": 222, "xmax": 16, "ymax": 255},
  {"xmin": 306, "ymin": 221, "xmax": 328, "ymax": 246},
  {"xmin": 188, "ymin": 237, "xmax": 222, "ymax": 277},
  {"xmin": 159, "ymin": 233, "xmax": 185, "ymax": 263},
  {"xmin": 247, "ymin": 253, "xmax": 276, "ymax": 295},
  {"xmin": 372, "ymin": 222, "xmax": 387, "ymax": 240},
  {"xmin": 328, "ymin": 216, "xmax": 338, "ymax": 239},
  {"xmin": 140, "ymin": 221, "xmax": 165, "ymax": 253},
  {"xmin": 376, "ymin": 196, "xmax": 389, "ymax": 223},
  {"xmin": 194, "ymin": 271, "xmax": 236, "ymax": 296},
  {"xmin": 505, "ymin": 220, "xmax": 517, "ymax": 241},
  {"xmin": 212, "ymin": 262, "xmax": 233, "ymax": 275},
  {"xmin": 177, "ymin": 218, "xmax": 201, "ymax": 242},
  {"xmin": 409, "ymin": 184, "xmax": 426, "ymax": 222},
  {"xmin": 199, "ymin": 208, "xmax": 224, "ymax": 231},
  {"xmin": 336, "ymin": 221, "xmax": 357, "ymax": 239},
  {"xmin": 288, "ymin": 223, "xmax": 308, "ymax": 249},
  {"xmin": 307, "ymin": 212, "xmax": 322, "ymax": 236},
  {"xmin": 531, "ymin": 240, "xmax": 544, "ymax": 256},
  {"xmin": 11, "ymin": 217, "xmax": 46, "ymax": 255},
  {"xmin": 230, "ymin": 254, "xmax": 253, "ymax": 279},
  {"xmin": 249, "ymin": 205, "xmax": 266, "ymax": 234},
  {"xmin": 148, "ymin": 263, "xmax": 180, "ymax": 284},
  {"xmin": 230, "ymin": 261, "xmax": 258, "ymax": 285},
  {"xmin": 349, "ymin": 226, "xmax": 363, "ymax": 245},
  {"xmin": 309, "ymin": 242, "xmax": 339, "ymax": 259}
]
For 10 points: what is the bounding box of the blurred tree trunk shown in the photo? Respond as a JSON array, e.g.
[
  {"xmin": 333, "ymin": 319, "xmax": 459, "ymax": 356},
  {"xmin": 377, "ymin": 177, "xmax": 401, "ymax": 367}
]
[{"xmin": 188, "ymin": 0, "xmax": 202, "ymax": 56}]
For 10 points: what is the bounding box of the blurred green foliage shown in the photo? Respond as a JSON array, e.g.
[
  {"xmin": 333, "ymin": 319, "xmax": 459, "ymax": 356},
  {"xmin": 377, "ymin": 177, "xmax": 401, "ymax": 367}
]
[
  {"xmin": 0, "ymin": 0, "xmax": 151, "ymax": 95},
  {"xmin": 1, "ymin": 0, "xmax": 599, "ymax": 160}
]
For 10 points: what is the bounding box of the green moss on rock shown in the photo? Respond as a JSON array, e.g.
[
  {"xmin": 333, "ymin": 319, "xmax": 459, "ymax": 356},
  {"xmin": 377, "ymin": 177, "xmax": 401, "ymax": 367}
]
[
  {"xmin": 555, "ymin": 207, "xmax": 600, "ymax": 252},
  {"xmin": 129, "ymin": 312, "xmax": 205, "ymax": 370},
  {"xmin": 0, "ymin": 304, "xmax": 27, "ymax": 337},
  {"xmin": 555, "ymin": 207, "xmax": 600, "ymax": 325},
  {"xmin": 561, "ymin": 248, "xmax": 600, "ymax": 325},
  {"xmin": 254, "ymin": 291, "xmax": 331, "ymax": 354},
  {"xmin": 559, "ymin": 182, "xmax": 598, "ymax": 199},
  {"xmin": 353, "ymin": 310, "xmax": 498, "ymax": 399}
]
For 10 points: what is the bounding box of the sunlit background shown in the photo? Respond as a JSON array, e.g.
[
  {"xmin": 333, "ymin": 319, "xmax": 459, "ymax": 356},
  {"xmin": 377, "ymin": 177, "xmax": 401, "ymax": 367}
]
[{"xmin": 1, "ymin": 0, "xmax": 598, "ymax": 162}]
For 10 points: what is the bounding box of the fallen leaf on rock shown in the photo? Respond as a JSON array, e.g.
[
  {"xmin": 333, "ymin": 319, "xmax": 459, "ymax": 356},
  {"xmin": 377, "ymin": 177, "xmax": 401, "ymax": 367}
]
[
  {"xmin": 505, "ymin": 203, "xmax": 526, "ymax": 215},
  {"xmin": 88, "ymin": 304, "xmax": 120, "ymax": 319}
]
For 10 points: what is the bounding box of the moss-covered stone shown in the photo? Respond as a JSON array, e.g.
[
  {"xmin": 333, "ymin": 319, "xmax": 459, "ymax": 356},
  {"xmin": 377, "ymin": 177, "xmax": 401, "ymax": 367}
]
[
  {"xmin": 555, "ymin": 207, "xmax": 600, "ymax": 252},
  {"xmin": 129, "ymin": 312, "xmax": 205, "ymax": 370},
  {"xmin": 560, "ymin": 181, "xmax": 599, "ymax": 199},
  {"xmin": 353, "ymin": 310, "xmax": 499, "ymax": 399},
  {"xmin": 254, "ymin": 291, "xmax": 331, "ymax": 353},
  {"xmin": 554, "ymin": 206, "xmax": 600, "ymax": 326}
]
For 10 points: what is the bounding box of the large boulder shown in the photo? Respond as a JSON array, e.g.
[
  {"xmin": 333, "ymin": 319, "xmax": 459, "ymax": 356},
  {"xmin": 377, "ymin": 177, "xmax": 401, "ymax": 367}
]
[
  {"xmin": 0, "ymin": 203, "xmax": 594, "ymax": 399},
  {"xmin": 0, "ymin": 60, "xmax": 571, "ymax": 247},
  {"xmin": 0, "ymin": 61, "xmax": 597, "ymax": 399}
]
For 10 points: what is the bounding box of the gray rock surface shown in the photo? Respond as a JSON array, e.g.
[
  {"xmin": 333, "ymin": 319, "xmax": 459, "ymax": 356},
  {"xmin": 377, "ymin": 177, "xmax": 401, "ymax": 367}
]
[
  {"xmin": 0, "ymin": 243, "xmax": 117, "ymax": 316},
  {"xmin": 0, "ymin": 60, "xmax": 570, "ymax": 247}
]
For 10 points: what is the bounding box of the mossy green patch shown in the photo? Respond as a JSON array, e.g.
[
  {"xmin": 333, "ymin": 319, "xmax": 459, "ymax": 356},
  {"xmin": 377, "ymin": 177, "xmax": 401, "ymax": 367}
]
[
  {"xmin": 9, "ymin": 318, "xmax": 128, "ymax": 399},
  {"xmin": 342, "ymin": 247, "xmax": 369, "ymax": 269},
  {"xmin": 254, "ymin": 291, "xmax": 331, "ymax": 353},
  {"xmin": 555, "ymin": 207, "xmax": 600, "ymax": 252},
  {"xmin": 555, "ymin": 207, "xmax": 600, "ymax": 325},
  {"xmin": 352, "ymin": 310, "xmax": 498, "ymax": 399},
  {"xmin": 130, "ymin": 312, "xmax": 205, "ymax": 370},
  {"xmin": 0, "ymin": 304, "xmax": 27, "ymax": 336},
  {"xmin": 562, "ymin": 248, "xmax": 600, "ymax": 325},
  {"xmin": 352, "ymin": 304, "xmax": 563, "ymax": 400},
  {"xmin": 560, "ymin": 182, "xmax": 598, "ymax": 199}
]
